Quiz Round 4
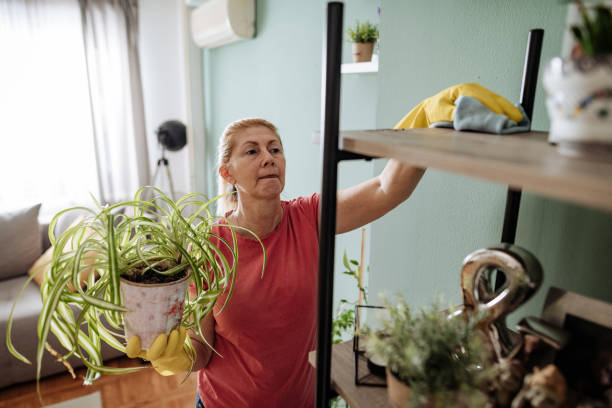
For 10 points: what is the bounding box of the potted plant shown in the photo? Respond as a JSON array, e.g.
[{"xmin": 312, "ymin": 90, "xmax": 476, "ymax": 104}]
[
  {"xmin": 364, "ymin": 296, "xmax": 492, "ymax": 408},
  {"xmin": 543, "ymin": 1, "xmax": 612, "ymax": 157},
  {"xmin": 347, "ymin": 20, "xmax": 379, "ymax": 63},
  {"xmin": 6, "ymin": 187, "xmax": 264, "ymax": 397}
]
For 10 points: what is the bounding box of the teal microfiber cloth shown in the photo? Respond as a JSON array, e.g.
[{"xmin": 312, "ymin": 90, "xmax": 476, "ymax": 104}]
[{"xmin": 431, "ymin": 95, "xmax": 531, "ymax": 134}]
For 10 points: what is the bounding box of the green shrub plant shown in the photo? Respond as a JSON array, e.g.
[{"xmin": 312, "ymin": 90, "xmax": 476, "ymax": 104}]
[
  {"xmin": 346, "ymin": 20, "xmax": 379, "ymax": 43},
  {"xmin": 365, "ymin": 296, "xmax": 492, "ymax": 407}
]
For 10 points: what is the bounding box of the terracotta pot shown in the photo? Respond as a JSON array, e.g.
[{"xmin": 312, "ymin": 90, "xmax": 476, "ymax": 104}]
[
  {"xmin": 120, "ymin": 269, "xmax": 191, "ymax": 349},
  {"xmin": 352, "ymin": 42, "xmax": 374, "ymax": 63},
  {"xmin": 386, "ymin": 368, "xmax": 412, "ymax": 408},
  {"xmin": 543, "ymin": 55, "xmax": 612, "ymax": 158},
  {"xmin": 385, "ymin": 366, "xmax": 491, "ymax": 407}
]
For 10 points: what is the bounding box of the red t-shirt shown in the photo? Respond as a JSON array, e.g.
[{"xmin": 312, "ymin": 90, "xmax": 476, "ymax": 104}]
[{"xmin": 198, "ymin": 193, "xmax": 320, "ymax": 408}]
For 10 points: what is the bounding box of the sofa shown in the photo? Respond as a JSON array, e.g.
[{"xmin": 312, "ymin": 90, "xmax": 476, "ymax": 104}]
[{"xmin": 0, "ymin": 204, "xmax": 123, "ymax": 389}]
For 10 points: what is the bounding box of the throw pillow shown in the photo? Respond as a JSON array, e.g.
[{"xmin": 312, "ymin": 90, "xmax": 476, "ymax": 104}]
[
  {"xmin": 27, "ymin": 215, "xmax": 98, "ymax": 292},
  {"xmin": 0, "ymin": 204, "xmax": 42, "ymax": 280},
  {"xmin": 27, "ymin": 245, "xmax": 52, "ymax": 287}
]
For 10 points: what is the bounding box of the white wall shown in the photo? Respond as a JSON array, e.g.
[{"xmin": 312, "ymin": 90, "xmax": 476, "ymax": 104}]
[{"xmin": 139, "ymin": 0, "xmax": 193, "ymax": 197}]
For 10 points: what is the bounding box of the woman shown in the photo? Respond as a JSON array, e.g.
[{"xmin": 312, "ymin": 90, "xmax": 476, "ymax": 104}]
[{"xmin": 129, "ymin": 118, "xmax": 424, "ymax": 407}]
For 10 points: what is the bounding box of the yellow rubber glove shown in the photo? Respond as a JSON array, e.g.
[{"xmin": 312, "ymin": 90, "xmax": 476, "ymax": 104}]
[
  {"xmin": 394, "ymin": 83, "xmax": 523, "ymax": 129},
  {"xmin": 125, "ymin": 327, "xmax": 194, "ymax": 376}
]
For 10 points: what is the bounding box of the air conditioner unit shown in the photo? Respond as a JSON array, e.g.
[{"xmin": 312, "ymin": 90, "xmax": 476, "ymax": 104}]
[{"xmin": 190, "ymin": 0, "xmax": 255, "ymax": 49}]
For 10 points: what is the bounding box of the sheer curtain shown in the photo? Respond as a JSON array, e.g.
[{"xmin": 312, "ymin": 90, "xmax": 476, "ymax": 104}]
[
  {"xmin": 80, "ymin": 0, "xmax": 149, "ymax": 204},
  {"xmin": 0, "ymin": 0, "xmax": 149, "ymax": 218}
]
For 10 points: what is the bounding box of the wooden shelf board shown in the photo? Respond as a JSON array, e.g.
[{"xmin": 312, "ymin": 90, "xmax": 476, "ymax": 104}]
[
  {"xmin": 315, "ymin": 128, "xmax": 612, "ymax": 213},
  {"xmin": 309, "ymin": 341, "xmax": 388, "ymax": 408}
]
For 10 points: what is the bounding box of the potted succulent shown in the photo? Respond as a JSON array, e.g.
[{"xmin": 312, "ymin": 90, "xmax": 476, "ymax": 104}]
[
  {"xmin": 364, "ymin": 296, "xmax": 492, "ymax": 408},
  {"xmin": 347, "ymin": 20, "xmax": 379, "ymax": 63},
  {"xmin": 543, "ymin": 1, "xmax": 612, "ymax": 157},
  {"xmin": 6, "ymin": 187, "xmax": 264, "ymax": 396}
]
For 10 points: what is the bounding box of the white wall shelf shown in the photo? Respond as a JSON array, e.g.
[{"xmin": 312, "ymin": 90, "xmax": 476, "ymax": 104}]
[{"xmin": 340, "ymin": 60, "xmax": 378, "ymax": 74}]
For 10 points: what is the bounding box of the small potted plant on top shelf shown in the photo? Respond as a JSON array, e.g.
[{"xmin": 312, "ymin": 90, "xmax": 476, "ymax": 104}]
[
  {"xmin": 364, "ymin": 295, "xmax": 493, "ymax": 408},
  {"xmin": 543, "ymin": 1, "xmax": 612, "ymax": 158},
  {"xmin": 6, "ymin": 186, "xmax": 265, "ymax": 399},
  {"xmin": 347, "ymin": 20, "xmax": 379, "ymax": 63}
]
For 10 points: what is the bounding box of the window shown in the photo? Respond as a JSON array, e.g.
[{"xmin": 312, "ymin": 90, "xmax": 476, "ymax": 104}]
[{"xmin": 0, "ymin": 1, "xmax": 100, "ymax": 219}]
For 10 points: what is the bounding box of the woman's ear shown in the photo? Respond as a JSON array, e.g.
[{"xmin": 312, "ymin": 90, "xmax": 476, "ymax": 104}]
[{"xmin": 219, "ymin": 165, "xmax": 235, "ymax": 184}]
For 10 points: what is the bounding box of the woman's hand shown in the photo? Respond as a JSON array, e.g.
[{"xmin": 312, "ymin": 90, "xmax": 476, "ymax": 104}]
[{"xmin": 125, "ymin": 327, "xmax": 194, "ymax": 376}]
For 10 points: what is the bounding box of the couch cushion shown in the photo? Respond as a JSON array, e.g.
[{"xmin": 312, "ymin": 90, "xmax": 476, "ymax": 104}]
[
  {"xmin": 0, "ymin": 275, "xmax": 76, "ymax": 388},
  {"xmin": 27, "ymin": 215, "xmax": 94, "ymax": 290},
  {"xmin": 0, "ymin": 204, "xmax": 42, "ymax": 280},
  {"xmin": 0, "ymin": 275, "xmax": 124, "ymax": 389},
  {"xmin": 26, "ymin": 247, "xmax": 51, "ymax": 287},
  {"xmin": 40, "ymin": 222, "xmax": 51, "ymax": 252}
]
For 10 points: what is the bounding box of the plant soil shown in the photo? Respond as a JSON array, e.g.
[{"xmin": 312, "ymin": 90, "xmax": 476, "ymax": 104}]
[{"xmin": 121, "ymin": 261, "xmax": 187, "ymax": 284}]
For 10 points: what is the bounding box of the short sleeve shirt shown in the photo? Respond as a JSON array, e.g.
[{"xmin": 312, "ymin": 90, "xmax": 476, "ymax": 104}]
[{"xmin": 198, "ymin": 193, "xmax": 320, "ymax": 408}]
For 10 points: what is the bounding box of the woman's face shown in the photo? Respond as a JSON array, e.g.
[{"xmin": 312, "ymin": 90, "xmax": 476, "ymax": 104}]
[{"xmin": 220, "ymin": 125, "xmax": 286, "ymax": 201}]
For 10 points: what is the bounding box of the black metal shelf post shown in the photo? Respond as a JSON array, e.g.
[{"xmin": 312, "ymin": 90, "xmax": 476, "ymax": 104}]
[
  {"xmin": 316, "ymin": 2, "xmax": 344, "ymax": 407},
  {"xmin": 501, "ymin": 29, "xmax": 544, "ymax": 244},
  {"xmin": 315, "ymin": 2, "xmax": 544, "ymax": 404}
]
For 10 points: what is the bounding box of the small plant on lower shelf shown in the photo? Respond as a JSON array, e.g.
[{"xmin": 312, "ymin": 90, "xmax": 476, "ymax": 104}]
[
  {"xmin": 331, "ymin": 250, "xmax": 368, "ymax": 408},
  {"xmin": 365, "ymin": 296, "xmax": 492, "ymax": 407},
  {"xmin": 332, "ymin": 251, "xmax": 368, "ymax": 344},
  {"xmin": 6, "ymin": 187, "xmax": 265, "ymax": 399}
]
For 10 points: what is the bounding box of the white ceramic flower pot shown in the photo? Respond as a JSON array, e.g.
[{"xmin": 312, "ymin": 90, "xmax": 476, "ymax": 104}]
[
  {"xmin": 120, "ymin": 270, "xmax": 190, "ymax": 350},
  {"xmin": 543, "ymin": 55, "xmax": 612, "ymax": 158}
]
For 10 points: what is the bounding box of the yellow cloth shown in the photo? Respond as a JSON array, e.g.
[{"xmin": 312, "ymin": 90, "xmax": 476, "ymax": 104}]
[
  {"xmin": 125, "ymin": 327, "xmax": 193, "ymax": 376},
  {"xmin": 394, "ymin": 83, "xmax": 523, "ymax": 129}
]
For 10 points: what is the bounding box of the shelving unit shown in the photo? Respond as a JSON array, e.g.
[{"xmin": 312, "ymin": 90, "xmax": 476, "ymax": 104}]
[
  {"xmin": 341, "ymin": 60, "xmax": 378, "ymax": 74},
  {"xmin": 315, "ymin": 2, "xmax": 611, "ymax": 407}
]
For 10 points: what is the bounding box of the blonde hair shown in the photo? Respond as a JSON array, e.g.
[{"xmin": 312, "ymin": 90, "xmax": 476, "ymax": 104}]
[{"xmin": 216, "ymin": 118, "xmax": 281, "ymax": 216}]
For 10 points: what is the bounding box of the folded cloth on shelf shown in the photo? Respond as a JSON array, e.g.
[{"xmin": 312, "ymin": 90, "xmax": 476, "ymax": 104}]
[
  {"xmin": 432, "ymin": 95, "xmax": 531, "ymax": 134},
  {"xmin": 394, "ymin": 82, "xmax": 530, "ymax": 134}
]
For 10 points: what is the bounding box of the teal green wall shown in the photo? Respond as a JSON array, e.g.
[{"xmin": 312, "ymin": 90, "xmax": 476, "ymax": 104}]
[
  {"xmin": 200, "ymin": 0, "xmax": 612, "ymax": 330},
  {"xmin": 370, "ymin": 0, "xmax": 612, "ymax": 324},
  {"xmin": 202, "ymin": 0, "xmax": 380, "ymax": 322}
]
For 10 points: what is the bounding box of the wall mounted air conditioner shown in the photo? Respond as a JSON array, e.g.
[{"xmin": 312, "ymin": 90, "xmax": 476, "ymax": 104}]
[{"xmin": 190, "ymin": 0, "xmax": 255, "ymax": 49}]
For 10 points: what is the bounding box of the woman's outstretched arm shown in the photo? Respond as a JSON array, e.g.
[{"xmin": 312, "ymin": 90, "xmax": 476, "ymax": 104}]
[{"xmin": 334, "ymin": 160, "xmax": 425, "ymax": 234}]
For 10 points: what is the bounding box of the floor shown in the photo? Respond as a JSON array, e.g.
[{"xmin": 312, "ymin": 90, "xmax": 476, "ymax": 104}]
[{"xmin": 0, "ymin": 357, "xmax": 198, "ymax": 408}]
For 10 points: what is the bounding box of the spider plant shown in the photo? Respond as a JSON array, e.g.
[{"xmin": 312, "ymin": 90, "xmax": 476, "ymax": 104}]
[
  {"xmin": 570, "ymin": 1, "xmax": 612, "ymax": 57},
  {"xmin": 6, "ymin": 187, "xmax": 265, "ymax": 397}
]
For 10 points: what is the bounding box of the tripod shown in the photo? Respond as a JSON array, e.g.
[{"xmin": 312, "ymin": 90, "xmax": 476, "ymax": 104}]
[{"xmin": 151, "ymin": 147, "xmax": 176, "ymax": 200}]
